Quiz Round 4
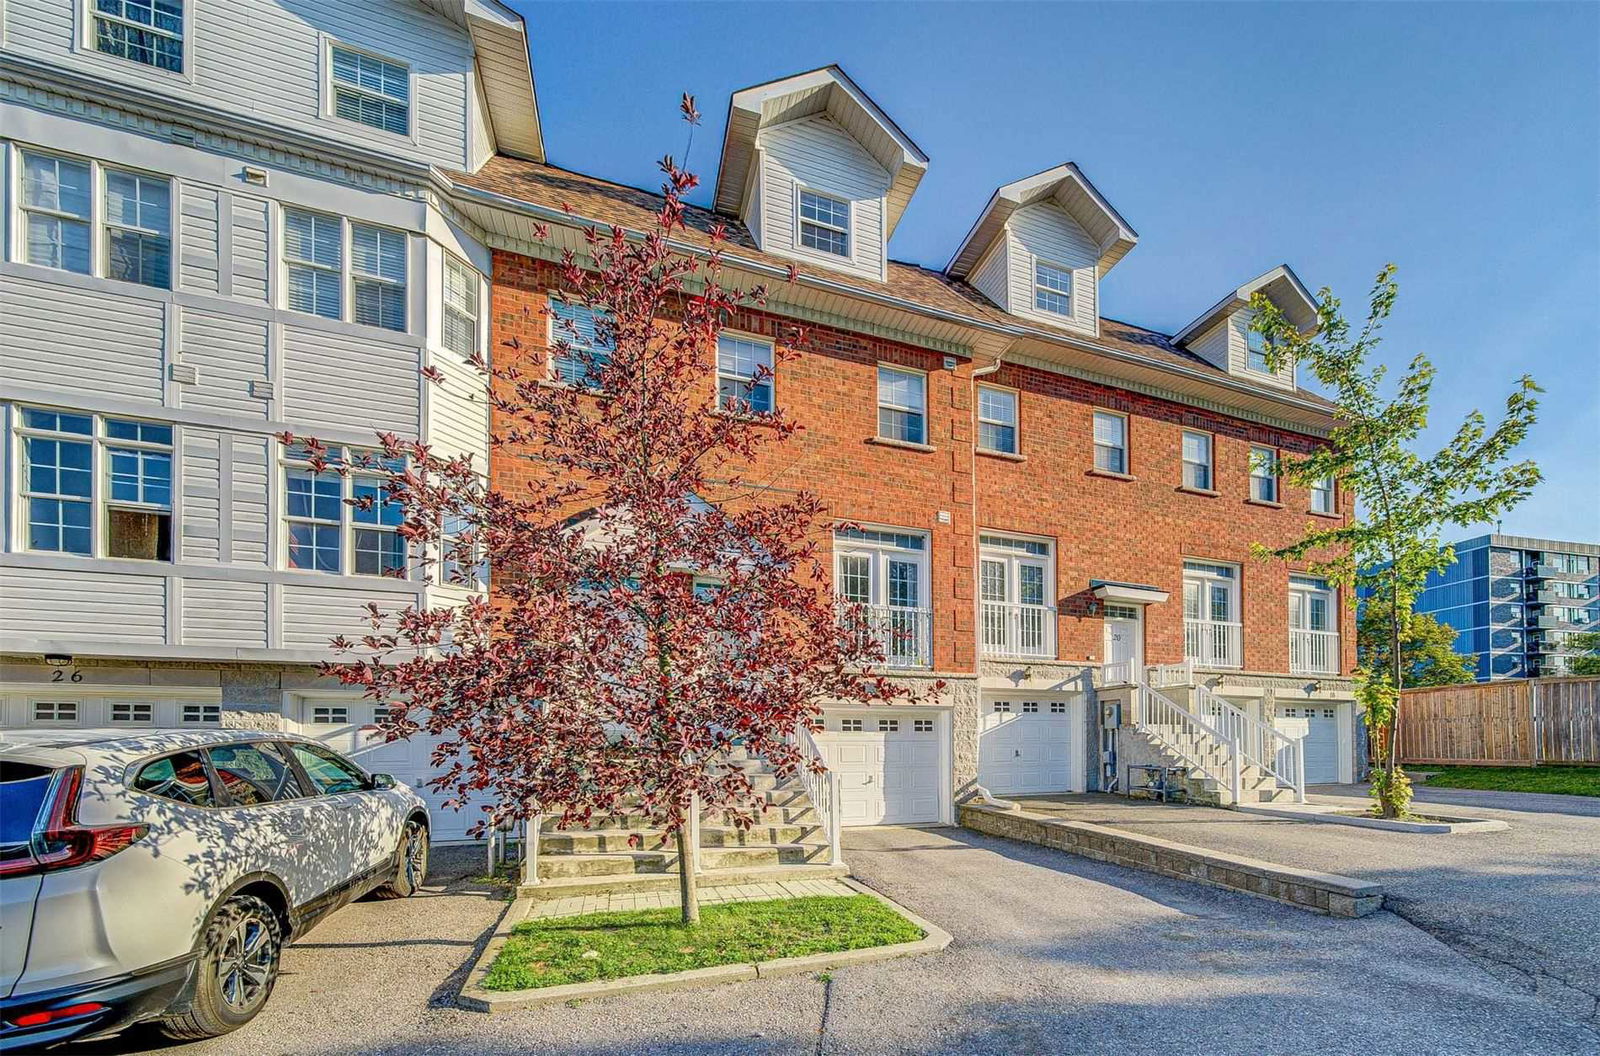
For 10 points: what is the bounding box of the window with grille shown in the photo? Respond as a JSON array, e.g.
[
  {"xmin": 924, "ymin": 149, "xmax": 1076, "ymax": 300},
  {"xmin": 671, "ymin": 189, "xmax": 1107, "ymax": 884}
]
[
  {"xmin": 18, "ymin": 409, "xmax": 172, "ymax": 560},
  {"xmin": 1250, "ymin": 446, "xmax": 1279, "ymax": 503},
  {"xmin": 798, "ymin": 190, "xmax": 849, "ymax": 256},
  {"xmin": 1182, "ymin": 431, "xmax": 1212, "ymax": 490},
  {"xmin": 1093, "ymin": 411, "xmax": 1127, "ymax": 474},
  {"xmin": 877, "ymin": 719, "xmax": 899, "ymax": 732},
  {"xmin": 717, "ymin": 334, "xmax": 774, "ymax": 413},
  {"xmin": 840, "ymin": 718, "xmax": 863, "ymax": 732},
  {"xmin": 1049, "ymin": 701, "xmax": 1067, "ymax": 714},
  {"xmin": 20, "ymin": 150, "xmax": 169, "ymax": 288},
  {"xmin": 1246, "ymin": 328, "xmax": 1273, "ymax": 373},
  {"xmin": 993, "ymin": 701, "xmax": 1011, "ymax": 713},
  {"xmin": 182, "ymin": 704, "xmax": 221, "ymax": 724},
  {"xmin": 977, "ymin": 385, "xmax": 1017, "ymax": 454},
  {"xmin": 311, "ymin": 706, "xmax": 349, "ymax": 724},
  {"xmin": 877, "ymin": 366, "xmax": 927, "ymax": 445},
  {"xmin": 330, "ymin": 45, "xmax": 410, "ymax": 135},
  {"xmin": 443, "ymin": 255, "xmax": 481, "ymax": 356},
  {"xmin": 93, "ymin": 0, "xmax": 184, "ymax": 73},
  {"xmin": 282, "ymin": 445, "xmax": 407, "ymax": 578},
  {"xmin": 1034, "ymin": 260, "xmax": 1072, "ymax": 316},
  {"xmin": 548, "ymin": 298, "xmax": 614, "ymax": 387},
  {"xmin": 111, "ymin": 701, "xmax": 154, "ymax": 723},
  {"xmin": 1022, "ymin": 701, "xmax": 1039, "ymax": 713},
  {"xmin": 913, "ymin": 718, "xmax": 934, "ymax": 732},
  {"xmin": 33, "ymin": 701, "xmax": 79, "ymax": 723}
]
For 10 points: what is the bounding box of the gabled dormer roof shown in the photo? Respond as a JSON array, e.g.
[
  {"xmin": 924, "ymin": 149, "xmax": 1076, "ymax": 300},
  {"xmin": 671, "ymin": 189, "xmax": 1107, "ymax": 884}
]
[
  {"xmin": 1173, "ymin": 264, "xmax": 1319, "ymax": 346},
  {"xmin": 945, "ymin": 163, "xmax": 1138, "ymax": 280},
  {"xmin": 712, "ymin": 66, "xmax": 929, "ymax": 238},
  {"xmin": 418, "ymin": 0, "xmax": 544, "ymax": 162}
]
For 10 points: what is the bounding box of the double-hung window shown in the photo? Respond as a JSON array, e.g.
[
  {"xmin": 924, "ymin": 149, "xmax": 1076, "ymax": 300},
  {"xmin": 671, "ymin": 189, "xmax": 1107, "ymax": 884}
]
[
  {"xmin": 716, "ymin": 334, "xmax": 774, "ymax": 413},
  {"xmin": 1181, "ymin": 431, "xmax": 1213, "ymax": 490},
  {"xmin": 1310, "ymin": 475, "xmax": 1336, "ymax": 514},
  {"xmin": 93, "ymin": 0, "xmax": 184, "ymax": 73},
  {"xmin": 1250, "ymin": 446, "xmax": 1279, "ymax": 503},
  {"xmin": 282, "ymin": 445, "xmax": 407, "ymax": 577},
  {"xmin": 548, "ymin": 298, "xmax": 613, "ymax": 387},
  {"xmin": 834, "ymin": 527, "xmax": 931, "ymax": 668},
  {"xmin": 798, "ymin": 190, "xmax": 849, "ymax": 257},
  {"xmin": 1034, "ymin": 260, "xmax": 1073, "ymax": 316},
  {"xmin": 876, "ymin": 366, "xmax": 927, "ymax": 445},
  {"xmin": 977, "ymin": 385, "xmax": 1018, "ymax": 455},
  {"xmin": 1092, "ymin": 411, "xmax": 1127, "ymax": 474},
  {"xmin": 1246, "ymin": 328, "xmax": 1273, "ymax": 373},
  {"xmin": 330, "ymin": 45, "xmax": 410, "ymax": 136},
  {"xmin": 283, "ymin": 211, "xmax": 408, "ymax": 331},
  {"xmin": 442, "ymin": 255, "xmax": 481, "ymax": 357},
  {"xmin": 19, "ymin": 150, "xmax": 170, "ymax": 288},
  {"xmin": 17, "ymin": 408, "xmax": 173, "ymax": 560}
]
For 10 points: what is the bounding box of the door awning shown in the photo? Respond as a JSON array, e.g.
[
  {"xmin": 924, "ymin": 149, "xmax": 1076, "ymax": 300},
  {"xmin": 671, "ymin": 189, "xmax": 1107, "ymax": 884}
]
[{"xmin": 1091, "ymin": 580, "xmax": 1170, "ymax": 605}]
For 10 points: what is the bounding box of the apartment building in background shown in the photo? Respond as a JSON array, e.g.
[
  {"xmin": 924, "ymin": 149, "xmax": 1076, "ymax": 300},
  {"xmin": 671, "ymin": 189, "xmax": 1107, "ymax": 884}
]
[{"xmin": 1, "ymin": 2, "xmax": 1359, "ymax": 843}]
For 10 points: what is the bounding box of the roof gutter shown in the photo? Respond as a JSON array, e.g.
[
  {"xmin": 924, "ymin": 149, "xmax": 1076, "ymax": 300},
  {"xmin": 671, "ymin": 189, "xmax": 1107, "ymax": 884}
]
[{"xmin": 442, "ymin": 178, "xmax": 1338, "ymax": 426}]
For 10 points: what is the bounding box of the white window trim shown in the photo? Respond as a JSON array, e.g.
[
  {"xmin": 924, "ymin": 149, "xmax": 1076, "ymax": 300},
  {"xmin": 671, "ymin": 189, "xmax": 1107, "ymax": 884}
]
[
  {"xmin": 277, "ymin": 444, "xmax": 411, "ymax": 581},
  {"xmin": 1032, "ymin": 256, "xmax": 1074, "ymax": 318},
  {"xmin": 715, "ymin": 330, "xmax": 776, "ymax": 414},
  {"xmin": 1091, "ymin": 409, "xmax": 1129, "ymax": 475},
  {"xmin": 1310, "ymin": 475, "xmax": 1336, "ymax": 515},
  {"xmin": 793, "ymin": 184, "xmax": 853, "ymax": 263},
  {"xmin": 1244, "ymin": 326, "xmax": 1275, "ymax": 375},
  {"xmin": 978, "ymin": 534, "xmax": 1056, "ymax": 606},
  {"xmin": 1249, "ymin": 445, "xmax": 1280, "ymax": 503},
  {"xmin": 545, "ymin": 293, "xmax": 613, "ymax": 389},
  {"xmin": 11, "ymin": 406, "xmax": 177, "ymax": 562},
  {"xmin": 280, "ymin": 208, "xmax": 410, "ymax": 333},
  {"xmin": 9, "ymin": 144, "xmax": 176, "ymax": 290},
  {"xmin": 441, "ymin": 252, "xmax": 484, "ymax": 359},
  {"xmin": 1181, "ymin": 430, "xmax": 1214, "ymax": 491},
  {"xmin": 74, "ymin": 0, "xmax": 197, "ymax": 84},
  {"xmin": 832, "ymin": 525, "xmax": 932, "ymax": 613},
  {"xmin": 976, "ymin": 383, "xmax": 1019, "ymax": 455},
  {"xmin": 876, "ymin": 364, "xmax": 929, "ymax": 445},
  {"xmin": 320, "ymin": 36, "xmax": 418, "ymax": 144}
]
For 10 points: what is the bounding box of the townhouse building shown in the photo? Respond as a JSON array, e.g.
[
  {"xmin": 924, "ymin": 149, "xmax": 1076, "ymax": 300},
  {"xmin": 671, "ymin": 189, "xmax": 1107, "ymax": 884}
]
[
  {"xmin": 1, "ymin": 4, "xmax": 1359, "ymax": 843},
  {"xmin": 0, "ymin": 0, "xmax": 535, "ymax": 837},
  {"xmin": 1363, "ymin": 534, "xmax": 1600, "ymax": 680}
]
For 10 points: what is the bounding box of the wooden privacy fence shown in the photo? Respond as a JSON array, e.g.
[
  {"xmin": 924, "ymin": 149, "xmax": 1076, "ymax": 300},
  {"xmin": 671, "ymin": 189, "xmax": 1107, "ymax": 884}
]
[{"xmin": 1398, "ymin": 677, "xmax": 1600, "ymax": 766}]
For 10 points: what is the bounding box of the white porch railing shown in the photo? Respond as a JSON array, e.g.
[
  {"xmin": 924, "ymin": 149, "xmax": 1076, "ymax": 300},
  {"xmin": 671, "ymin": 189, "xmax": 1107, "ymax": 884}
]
[
  {"xmin": 787, "ymin": 725, "xmax": 843, "ymax": 867},
  {"xmin": 1131, "ymin": 681, "xmax": 1241, "ymax": 804},
  {"xmin": 1290, "ymin": 629, "xmax": 1340, "ymax": 675},
  {"xmin": 1146, "ymin": 659, "xmax": 1196, "ymax": 687},
  {"xmin": 853, "ymin": 604, "xmax": 934, "ymax": 668},
  {"xmin": 981, "ymin": 601, "xmax": 1056, "ymax": 659},
  {"xmin": 1101, "ymin": 659, "xmax": 1135, "ymax": 686},
  {"xmin": 1195, "ymin": 683, "xmax": 1306, "ymax": 803},
  {"xmin": 1184, "ymin": 618, "xmax": 1242, "ymax": 669}
]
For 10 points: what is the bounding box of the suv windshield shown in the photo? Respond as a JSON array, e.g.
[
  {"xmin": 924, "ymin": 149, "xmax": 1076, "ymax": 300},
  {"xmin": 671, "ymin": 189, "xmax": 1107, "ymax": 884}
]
[{"xmin": 1, "ymin": 762, "xmax": 56, "ymax": 865}]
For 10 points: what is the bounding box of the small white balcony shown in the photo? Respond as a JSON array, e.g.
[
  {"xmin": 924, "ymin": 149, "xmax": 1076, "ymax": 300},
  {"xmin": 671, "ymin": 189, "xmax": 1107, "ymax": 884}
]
[
  {"xmin": 1290, "ymin": 628, "xmax": 1341, "ymax": 675},
  {"xmin": 841, "ymin": 603, "xmax": 933, "ymax": 669},
  {"xmin": 1184, "ymin": 618, "xmax": 1242, "ymax": 669},
  {"xmin": 980, "ymin": 601, "xmax": 1056, "ymax": 660}
]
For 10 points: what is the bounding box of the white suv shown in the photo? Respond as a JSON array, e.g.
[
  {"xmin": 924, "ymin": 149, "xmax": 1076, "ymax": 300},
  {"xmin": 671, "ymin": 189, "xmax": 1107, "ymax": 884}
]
[{"xmin": 0, "ymin": 729, "xmax": 430, "ymax": 1049}]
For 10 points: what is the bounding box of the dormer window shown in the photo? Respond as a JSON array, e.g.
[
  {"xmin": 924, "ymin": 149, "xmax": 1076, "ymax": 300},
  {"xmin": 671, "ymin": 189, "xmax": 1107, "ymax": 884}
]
[
  {"xmin": 330, "ymin": 44, "xmax": 411, "ymax": 136},
  {"xmin": 93, "ymin": 0, "xmax": 184, "ymax": 73},
  {"xmin": 798, "ymin": 190, "xmax": 850, "ymax": 257},
  {"xmin": 1246, "ymin": 329, "xmax": 1272, "ymax": 373},
  {"xmin": 1034, "ymin": 260, "xmax": 1073, "ymax": 316}
]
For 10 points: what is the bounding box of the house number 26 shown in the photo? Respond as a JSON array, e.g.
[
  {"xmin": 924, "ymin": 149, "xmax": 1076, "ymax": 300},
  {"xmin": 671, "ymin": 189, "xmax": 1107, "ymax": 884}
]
[{"xmin": 51, "ymin": 669, "xmax": 84, "ymax": 683}]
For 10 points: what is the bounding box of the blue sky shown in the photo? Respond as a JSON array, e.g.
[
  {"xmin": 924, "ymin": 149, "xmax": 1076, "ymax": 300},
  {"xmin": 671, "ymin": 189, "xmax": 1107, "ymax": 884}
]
[{"xmin": 511, "ymin": 1, "xmax": 1599, "ymax": 543}]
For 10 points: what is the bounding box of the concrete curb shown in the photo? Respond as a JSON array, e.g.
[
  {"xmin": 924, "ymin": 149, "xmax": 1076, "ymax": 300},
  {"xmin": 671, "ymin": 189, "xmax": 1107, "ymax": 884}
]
[
  {"xmin": 456, "ymin": 883, "xmax": 951, "ymax": 1012},
  {"xmin": 1236, "ymin": 804, "xmax": 1510, "ymax": 834},
  {"xmin": 960, "ymin": 804, "xmax": 1385, "ymax": 917}
]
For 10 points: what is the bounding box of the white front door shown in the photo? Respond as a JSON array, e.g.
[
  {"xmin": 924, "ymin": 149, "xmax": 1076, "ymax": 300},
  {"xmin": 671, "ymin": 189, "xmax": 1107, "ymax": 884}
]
[
  {"xmin": 1103, "ymin": 604, "xmax": 1144, "ymax": 672},
  {"xmin": 815, "ymin": 709, "xmax": 945, "ymax": 826},
  {"xmin": 978, "ymin": 697, "xmax": 1081, "ymax": 795}
]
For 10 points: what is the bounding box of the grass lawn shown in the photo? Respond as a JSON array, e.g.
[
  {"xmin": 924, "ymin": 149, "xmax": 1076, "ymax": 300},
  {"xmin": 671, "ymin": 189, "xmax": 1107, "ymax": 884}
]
[
  {"xmin": 482, "ymin": 895, "xmax": 923, "ymax": 991},
  {"xmin": 1416, "ymin": 765, "xmax": 1600, "ymax": 797}
]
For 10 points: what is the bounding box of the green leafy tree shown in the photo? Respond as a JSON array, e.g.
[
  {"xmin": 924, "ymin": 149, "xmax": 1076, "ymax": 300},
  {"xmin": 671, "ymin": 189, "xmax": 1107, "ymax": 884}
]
[
  {"xmin": 1250, "ymin": 265, "xmax": 1541, "ymax": 818},
  {"xmin": 1564, "ymin": 631, "xmax": 1600, "ymax": 676},
  {"xmin": 1357, "ymin": 597, "xmax": 1475, "ymax": 688}
]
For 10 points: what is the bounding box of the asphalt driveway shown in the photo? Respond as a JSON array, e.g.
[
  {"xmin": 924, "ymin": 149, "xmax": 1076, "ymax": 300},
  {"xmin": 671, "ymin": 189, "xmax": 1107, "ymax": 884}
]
[
  {"xmin": 57, "ymin": 823, "xmax": 1599, "ymax": 1056},
  {"xmin": 1017, "ymin": 784, "xmax": 1600, "ymax": 1026}
]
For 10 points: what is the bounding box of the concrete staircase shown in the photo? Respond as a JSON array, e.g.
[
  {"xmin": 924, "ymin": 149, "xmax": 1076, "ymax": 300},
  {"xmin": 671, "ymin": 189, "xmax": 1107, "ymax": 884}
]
[{"xmin": 517, "ymin": 750, "xmax": 847, "ymax": 899}]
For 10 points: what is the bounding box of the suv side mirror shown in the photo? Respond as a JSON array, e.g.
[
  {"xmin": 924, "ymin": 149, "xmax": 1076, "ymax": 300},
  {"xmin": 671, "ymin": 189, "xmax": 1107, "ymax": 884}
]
[{"xmin": 369, "ymin": 773, "xmax": 397, "ymax": 790}]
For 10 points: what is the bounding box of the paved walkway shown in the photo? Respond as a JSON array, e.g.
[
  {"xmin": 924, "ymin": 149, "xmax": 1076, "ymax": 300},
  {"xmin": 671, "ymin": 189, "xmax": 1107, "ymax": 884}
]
[
  {"xmin": 70, "ymin": 830, "xmax": 1600, "ymax": 1055},
  {"xmin": 1018, "ymin": 787, "xmax": 1600, "ymax": 1026},
  {"xmin": 526, "ymin": 878, "xmax": 857, "ymax": 919}
]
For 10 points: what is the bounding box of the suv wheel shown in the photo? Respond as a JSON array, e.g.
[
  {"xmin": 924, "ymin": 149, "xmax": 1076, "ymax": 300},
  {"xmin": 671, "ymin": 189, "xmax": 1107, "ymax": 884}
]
[
  {"xmin": 160, "ymin": 894, "xmax": 282, "ymax": 1040},
  {"xmin": 374, "ymin": 819, "xmax": 429, "ymax": 899}
]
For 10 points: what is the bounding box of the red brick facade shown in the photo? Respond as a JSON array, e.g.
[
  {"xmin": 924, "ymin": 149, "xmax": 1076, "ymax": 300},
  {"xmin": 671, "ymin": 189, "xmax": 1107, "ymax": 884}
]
[{"xmin": 488, "ymin": 249, "xmax": 1355, "ymax": 680}]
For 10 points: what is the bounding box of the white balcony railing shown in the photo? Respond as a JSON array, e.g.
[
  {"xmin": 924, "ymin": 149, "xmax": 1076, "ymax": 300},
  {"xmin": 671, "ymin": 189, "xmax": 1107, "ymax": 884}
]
[
  {"xmin": 1184, "ymin": 618, "xmax": 1242, "ymax": 669},
  {"xmin": 1290, "ymin": 628, "xmax": 1340, "ymax": 675},
  {"xmin": 843, "ymin": 603, "xmax": 933, "ymax": 669},
  {"xmin": 980, "ymin": 601, "xmax": 1056, "ymax": 659}
]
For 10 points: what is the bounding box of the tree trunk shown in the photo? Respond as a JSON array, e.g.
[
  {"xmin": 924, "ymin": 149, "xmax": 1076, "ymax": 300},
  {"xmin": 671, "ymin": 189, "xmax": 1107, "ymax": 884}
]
[
  {"xmin": 676, "ymin": 817, "xmax": 699, "ymax": 925},
  {"xmin": 1384, "ymin": 577, "xmax": 1405, "ymax": 819}
]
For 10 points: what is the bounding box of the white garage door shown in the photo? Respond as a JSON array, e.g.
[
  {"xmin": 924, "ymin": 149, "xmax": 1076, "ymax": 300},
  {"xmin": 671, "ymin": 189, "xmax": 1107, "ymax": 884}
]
[
  {"xmin": 296, "ymin": 699, "xmax": 487, "ymax": 842},
  {"xmin": 978, "ymin": 697, "xmax": 1081, "ymax": 795},
  {"xmin": 814, "ymin": 710, "xmax": 944, "ymax": 826},
  {"xmin": 1275, "ymin": 705, "xmax": 1341, "ymax": 784}
]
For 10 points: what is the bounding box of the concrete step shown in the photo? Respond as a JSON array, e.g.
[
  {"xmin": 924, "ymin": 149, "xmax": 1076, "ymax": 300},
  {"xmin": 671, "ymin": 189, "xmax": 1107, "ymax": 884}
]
[
  {"xmin": 536, "ymin": 843, "xmax": 829, "ymax": 879},
  {"xmin": 517, "ymin": 861, "xmax": 848, "ymax": 901}
]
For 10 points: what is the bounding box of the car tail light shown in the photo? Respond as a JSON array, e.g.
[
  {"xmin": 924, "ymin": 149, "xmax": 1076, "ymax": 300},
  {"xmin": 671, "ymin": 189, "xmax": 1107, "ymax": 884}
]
[
  {"xmin": 8, "ymin": 1002, "xmax": 108, "ymax": 1028},
  {"xmin": 0, "ymin": 767, "xmax": 148, "ymax": 879}
]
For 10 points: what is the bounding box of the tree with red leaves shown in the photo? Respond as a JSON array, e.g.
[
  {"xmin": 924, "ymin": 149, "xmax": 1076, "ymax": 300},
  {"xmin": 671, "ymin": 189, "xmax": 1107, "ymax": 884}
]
[{"xmin": 285, "ymin": 99, "xmax": 914, "ymax": 924}]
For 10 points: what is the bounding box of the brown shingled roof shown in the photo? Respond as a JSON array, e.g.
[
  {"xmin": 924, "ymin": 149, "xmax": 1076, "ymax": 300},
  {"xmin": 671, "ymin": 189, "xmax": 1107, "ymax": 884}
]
[{"xmin": 450, "ymin": 156, "xmax": 1334, "ymax": 411}]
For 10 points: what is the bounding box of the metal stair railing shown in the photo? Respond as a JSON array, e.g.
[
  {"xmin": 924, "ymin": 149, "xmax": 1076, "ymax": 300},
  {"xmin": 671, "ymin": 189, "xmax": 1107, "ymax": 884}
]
[
  {"xmin": 1130, "ymin": 680, "xmax": 1241, "ymax": 805},
  {"xmin": 1194, "ymin": 683, "xmax": 1307, "ymax": 803}
]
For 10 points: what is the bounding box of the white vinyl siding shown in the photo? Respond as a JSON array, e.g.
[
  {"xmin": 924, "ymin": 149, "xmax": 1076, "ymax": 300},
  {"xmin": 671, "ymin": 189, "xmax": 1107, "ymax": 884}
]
[
  {"xmin": 1182, "ymin": 431, "xmax": 1213, "ymax": 490},
  {"xmin": 756, "ymin": 115, "xmax": 890, "ymax": 280},
  {"xmin": 1006, "ymin": 202, "xmax": 1098, "ymax": 334},
  {"xmin": 329, "ymin": 44, "xmax": 411, "ymax": 136},
  {"xmin": 1227, "ymin": 311, "xmax": 1295, "ymax": 389},
  {"xmin": 877, "ymin": 366, "xmax": 927, "ymax": 445},
  {"xmin": 0, "ymin": 276, "xmax": 165, "ymax": 403},
  {"xmin": 1092, "ymin": 411, "xmax": 1127, "ymax": 474},
  {"xmin": 17, "ymin": 149, "xmax": 170, "ymax": 289},
  {"xmin": 1250, "ymin": 446, "xmax": 1279, "ymax": 503},
  {"xmin": 977, "ymin": 385, "xmax": 1017, "ymax": 454}
]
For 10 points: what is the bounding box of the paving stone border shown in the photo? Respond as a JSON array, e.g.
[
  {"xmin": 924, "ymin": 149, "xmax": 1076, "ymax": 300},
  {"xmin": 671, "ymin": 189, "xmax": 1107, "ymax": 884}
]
[
  {"xmin": 1236, "ymin": 803, "xmax": 1510, "ymax": 834},
  {"xmin": 960, "ymin": 803, "xmax": 1385, "ymax": 917},
  {"xmin": 456, "ymin": 878, "xmax": 951, "ymax": 1013}
]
